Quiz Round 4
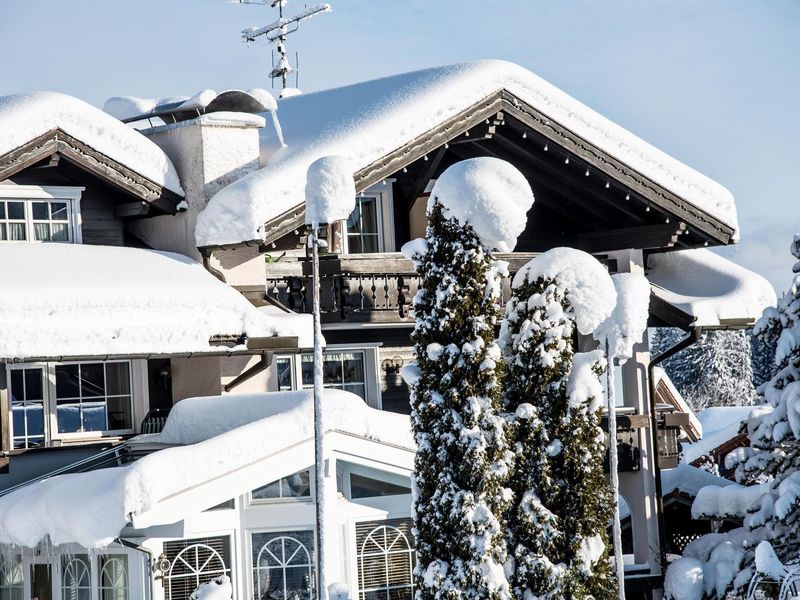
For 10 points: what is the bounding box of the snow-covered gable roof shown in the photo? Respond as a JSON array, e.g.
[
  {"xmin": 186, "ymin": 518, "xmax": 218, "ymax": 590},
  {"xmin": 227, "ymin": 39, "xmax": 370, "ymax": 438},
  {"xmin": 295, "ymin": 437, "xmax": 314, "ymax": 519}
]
[
  {"xmin": 0, "ymin": 390, "xmax": 413, "ymax": 548},
  {"xmin": 648, "ymin": 249, "xmax": 776, "ymax": 329},
  {"xmin": 0, "ymin": 92, "xmax": 183, "ymax": 196},
  {"xmin": 682, "ymin": 405, "xmax": 754, "ymax": 465},
  {"xmin": 196, "ymin": 59, "xmax": 739, "ymax": 247},
  {"xmin": 0, "ymin": 243, "xmax": 311, "ymax": 360}
]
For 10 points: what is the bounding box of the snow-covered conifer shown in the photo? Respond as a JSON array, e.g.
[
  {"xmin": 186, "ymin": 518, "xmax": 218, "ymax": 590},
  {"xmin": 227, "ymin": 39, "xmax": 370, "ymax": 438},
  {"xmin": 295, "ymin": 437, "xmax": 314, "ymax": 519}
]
[
  {"xmin": 404, "ymin": 157, "xmax": 533, "ymax": 599},
  {"xmin": 500, "ymin": 248, "xmax": 617, "ymax": 599}
]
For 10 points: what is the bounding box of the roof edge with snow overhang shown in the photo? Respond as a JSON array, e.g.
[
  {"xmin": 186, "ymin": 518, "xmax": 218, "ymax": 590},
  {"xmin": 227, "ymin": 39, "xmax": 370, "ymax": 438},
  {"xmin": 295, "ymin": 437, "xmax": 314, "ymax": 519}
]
[{"xmin": 196, "ymin": 60, "xmax": 739, "ymax": 249}]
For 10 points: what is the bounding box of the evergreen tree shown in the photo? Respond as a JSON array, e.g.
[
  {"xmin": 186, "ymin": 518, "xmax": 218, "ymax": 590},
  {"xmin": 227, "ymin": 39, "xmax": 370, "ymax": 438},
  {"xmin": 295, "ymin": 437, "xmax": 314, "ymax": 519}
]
[
  {"xmin": 751, "ymin": 327, "xmax": 778, "ymax": 389},
  {"xmin": 650, "ymin": 328, "xmax": 757, "ymax": 411},
  {"xmin": 408, "ymin": 201, "xmax": 512, "ymax": 599},
  {"xmin": 500, "ymin": 250, "xmax": 617, "ymax": 599}
]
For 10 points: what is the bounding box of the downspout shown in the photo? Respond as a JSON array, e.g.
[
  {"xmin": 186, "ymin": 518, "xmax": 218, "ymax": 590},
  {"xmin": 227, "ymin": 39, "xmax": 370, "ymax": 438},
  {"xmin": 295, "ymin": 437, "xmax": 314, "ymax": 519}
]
[
  {"xmin": 199, "ymin": 247, "xmax": 226, "ymax": 283},
  {"xmin": 647, "ymin": 326, "xmax": 702, "ymax": 573},
  {"xmin": 116, "ymin": 536, "xmax": 154, "ymax": 600},
  {"xmin": 223, "ymin": 353, "xmax": 272, "ymax": 392}
]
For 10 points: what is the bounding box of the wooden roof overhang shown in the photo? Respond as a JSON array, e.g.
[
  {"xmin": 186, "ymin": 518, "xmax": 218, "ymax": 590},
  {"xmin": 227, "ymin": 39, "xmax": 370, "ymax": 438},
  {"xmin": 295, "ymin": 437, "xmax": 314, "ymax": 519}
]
[
  {"xmin": 249, "ymin": 89, "xmax": 735, "ymax": 252},
  {"xmin": 0, "ymin": 128, "xmax": 183, "ymax": 215}
]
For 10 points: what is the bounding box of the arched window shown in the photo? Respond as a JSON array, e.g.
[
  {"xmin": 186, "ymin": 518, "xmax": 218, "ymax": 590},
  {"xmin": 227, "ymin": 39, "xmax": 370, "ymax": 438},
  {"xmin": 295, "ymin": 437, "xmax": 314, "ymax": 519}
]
[
  {"xmin": 252, "ymin": 531, "xmax": 314, "ymax": 600},
  {"xmin": 0, "ymin": 561, "xmax": 23, "ymax": 600},
  {"xmin": 164, "ymin": 539, "xmax": 230, "ymax": 600},
  {"xmin": 99, "ymin": 555, "xmax": 128, "ymax": 600},
  {"xmin": 356, "ymin": 520, "xmax": 415, "ymax": 600},
  {"xmin": 62, "ymin": 555, "xmax": 92, "ymax": 600}
]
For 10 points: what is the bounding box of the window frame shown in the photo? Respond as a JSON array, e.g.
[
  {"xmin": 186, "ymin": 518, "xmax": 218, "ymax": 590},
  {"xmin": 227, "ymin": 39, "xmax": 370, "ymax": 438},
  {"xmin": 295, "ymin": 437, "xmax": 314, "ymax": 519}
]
[
  {"xmin": 353, "ymin": 518, "xmax": 415, "ymax": 600},
  {"xmin": 0, "ymin": 184, "xmax": 83, "ymax": 244},
  {"xmin": 249, "ymin": 529, "xmax": 315, "ymax": 600},
  {"xmin": 249, "ymin": 468, "xmax": 314, "ymax": 505},
  {"xmin": 6, "ymin": 359, "xmax": 144, "ymax": 449},
  {"xmin": 342, "ymin": 183, "xmax": 395, "ymax": 254}
]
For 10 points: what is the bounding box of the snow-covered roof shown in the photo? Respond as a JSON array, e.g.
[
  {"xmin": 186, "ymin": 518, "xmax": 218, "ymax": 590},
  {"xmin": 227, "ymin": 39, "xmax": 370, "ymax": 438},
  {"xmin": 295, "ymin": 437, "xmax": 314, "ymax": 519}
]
[
  {"xmin": 0, "ymin": 243, "xmax": 311, "ymax": 360},
  {"xmin": 648, "ymin": 249, "xmax": 776, "ymax": 328},
  {"xmin": 682, "ymin": 406, "xmax": 754, "ymax": 464},
  {"xmin": 196, "ymin": 60, "xmax": 739, "ymax": 247},
  {"xmin": 661, "ymin": 463, "xmax": 735, "ymax": 499},
  {"xmin": 0, "ymin": 92, "xmax": 183, "ymax": 196},
  {"xmin": 0, "ymin": 390, "xmax": 413, "ymax": 548},
  {"xmin": 653, "ymin": 366, "xmax": 702, "ymax": 441}
]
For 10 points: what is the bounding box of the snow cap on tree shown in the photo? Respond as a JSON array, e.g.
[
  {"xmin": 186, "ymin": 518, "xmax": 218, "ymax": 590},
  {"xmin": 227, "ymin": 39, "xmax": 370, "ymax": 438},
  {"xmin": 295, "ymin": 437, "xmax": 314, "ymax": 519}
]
[
  {"xmin": 594, "ymin": 272, "xmax": 651, "ymax": 362},
  {"xmin": 428, "ymin": 157, "xmax": 534, "ymax": 252},
  {"xmin": 513, "ymin": 247, "xmax": 617, "ymax": 335},
  {"xmin": 305, "ymin": 155, "xmax": 356, "ymax": 228}
]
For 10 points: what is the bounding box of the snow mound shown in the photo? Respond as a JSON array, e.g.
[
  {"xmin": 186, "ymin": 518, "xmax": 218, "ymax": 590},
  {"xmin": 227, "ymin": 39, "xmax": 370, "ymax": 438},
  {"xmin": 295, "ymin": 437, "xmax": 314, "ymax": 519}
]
[
  {"xmin": 305, "ymin": 155, "xmax": 356, "ymax": 227},
  {"xmin": 0, "ymin": 390, "xmax": 413, "ymax": 548},
  {"xmin": 0, "ymin": 91, "xmax": 183, "ymax": 195},
  {"xmin": 428, "ymin": 157, "xmax": 534, "ymax": 252},
  {"xmin": 103, "ymin": 88, "xmax": 277, "ymax": 121},
  {"xmin": 513, "ymin": 247, "xmax": 616, "ymax": 335},
  {"xmin": 661, "ymin": 463, "xmax": 734, "ymax": 498},
  {"xmin": 196, "ymin": 60, "xmax": 738, "ymax": 247},
  {"xmin": 681, "ymin": 405, "xmax": 753, "ymax": 464},
  {"xmin": 664, "ymin": 557, "xmax": 704, "ymax": 600},
  {"xmin": 0, "ymin": 243, "xmax": 312, "ymax": 359},
  {"xmin": 648, "ymin": 249, "xmax": 776, "ymax": 328},
  {"xmin": 692, "ymin": 482, "xmax": 768, "ymax": 519},
  {"xmin": 594, "ymin": 272, "xmax": 650, "ymax": 362},
  {"xmin": 190, "ymin": 576, "xmax": 232, "ymax": 600}
]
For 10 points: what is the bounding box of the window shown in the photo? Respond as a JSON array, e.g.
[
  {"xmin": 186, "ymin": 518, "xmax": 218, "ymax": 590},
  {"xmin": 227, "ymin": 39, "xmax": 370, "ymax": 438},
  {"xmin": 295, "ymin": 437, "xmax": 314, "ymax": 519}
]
[
  {"xmin": 163, "ymin": 537, "xmax": 231, "ymax": 600},
  {"xmin": 0, "ymin": 186, "xmax": 82, "ymax": 243},
  {"xmin": 62, "ymin": 555, "xmax": 92, "ymax": 600},
  {"xmin": 350, "ymin": 474, "xmax": 411, "ymax": 500},
  {"xmin": 356, "ymin": 519, "xmax": 415, "ymax": 600},
  {"xmin": 99, "ymin": 555, "xmax": 128, "ymax": 600},
  {"xmin": 0, "ymin": 561, "xmax": 23, "ymax": 600},
  {"xmin": 252, "ymin": 469, "xmax": 311, "ymax": 502},
  {"xmin": 344, "ymin": 186, "xmax": 394, "ymax": 254},
  {"xmin": 8, "ymin": 361, "xmax": 135, "ymax": 449},
  {"xmin": 251, "ymin": 531, "xmax": 314, "ymax": 600}
]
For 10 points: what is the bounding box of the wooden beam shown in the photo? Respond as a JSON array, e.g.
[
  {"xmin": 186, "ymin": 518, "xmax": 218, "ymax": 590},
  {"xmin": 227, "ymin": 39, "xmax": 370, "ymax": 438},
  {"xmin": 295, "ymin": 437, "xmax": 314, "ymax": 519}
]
[
  {"xmin": 407, "ymin": 145, "xmax": 447, "ymax": 204},
  {"xmin": 114, "ymin": 201, "xmax": 151, "ymax": 218},
  {"xmin": 576, "ymin": 222, "xmax": 687, "ymax": 253}
]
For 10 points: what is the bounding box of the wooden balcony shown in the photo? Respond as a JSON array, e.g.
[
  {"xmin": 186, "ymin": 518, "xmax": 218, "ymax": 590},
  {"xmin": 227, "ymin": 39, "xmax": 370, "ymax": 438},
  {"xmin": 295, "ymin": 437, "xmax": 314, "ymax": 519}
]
[{"xmin": 265, "ymin": 252, "xmax": 541, "ymax": 324}]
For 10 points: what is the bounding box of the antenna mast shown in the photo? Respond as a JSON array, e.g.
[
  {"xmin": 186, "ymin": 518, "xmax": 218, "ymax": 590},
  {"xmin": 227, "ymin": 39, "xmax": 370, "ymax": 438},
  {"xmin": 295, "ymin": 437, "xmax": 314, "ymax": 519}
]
[{"xmin": 238, "ymin": 0, "xmax": 332, "ymax": 89}]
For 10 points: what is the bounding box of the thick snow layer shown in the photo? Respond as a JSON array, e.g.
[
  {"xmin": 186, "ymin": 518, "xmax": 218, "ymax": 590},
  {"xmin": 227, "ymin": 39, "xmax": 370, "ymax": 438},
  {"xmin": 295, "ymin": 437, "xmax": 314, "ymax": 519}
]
[
  {"xmin": 648, "ymin": 249, "xmax": 776, "ymax": 328},
  {"xmin": 512, "ymin": 247, "xmax": 616, "ymax": 335},
  {"xmin": 190, "ymin": 576, "xmax": 232, "ymax": 600},
  {"xmin": 0, "ymin": 390, "xmax": 413, "ymax": 548},
  {"xmin": 681, "ymin": 406, "xmax": 754, "ymax": 464},
  {"xmin": 305, "ymin": 155, "xmax": 356, "ymax": 227},
  {"xmin": 754, "ymin": 541, "xmax": 786, "ymax": 580},
  {"xmin": 661, "ymin": 463, "xmax": 734, "ymax": 498},
  {"xmin": 0, "ymin": 243, "xmax": 311, "ymax": 359},
  {"xmin": 664, "ymin": 557, "xmax": 704, "ymax": 600},
  {"xmin": 692, "ymin": 481, "xmax": 768, "ymax": 519},
  {"xmin": 567, "ymin": 350, "xmax": 606, "ymax": 414},
  {"xmin": 196, "ymin": 60, "xmax": 739, "ymax": 247},
  {"xmin": 428, "ymin": 158, "xmax": 534, "ymax": 252},
  {"xmin": 197, "ymin": 112, "xmax": 266, "ymax": 128},
  {"xmin": 103, "ymin": 88, "xmax": 277, "ymax": 121},
  {"xmin": 0, "ymin": 92, "xmax": 183, "ymax": 195},
  {"xmin": 594, "ymin": 272, "xmax": 650, "ymax": 362}
]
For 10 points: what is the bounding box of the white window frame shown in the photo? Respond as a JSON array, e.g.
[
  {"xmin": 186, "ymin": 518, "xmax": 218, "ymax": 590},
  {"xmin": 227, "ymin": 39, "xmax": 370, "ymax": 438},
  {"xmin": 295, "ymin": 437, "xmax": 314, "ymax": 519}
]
[
  {"xmin": 0, "ymin": 184, "xmax": 84, "ymax": 244},
  {"xmin": 343, "ymin": 182, "xmax": 395, "ymax": 254},
  {"xmin": 249, "ymin": 468, "xmax": 314, "ymax": 505},
  {"xmin": 274, "ymin": 344, "xmax": 382, "ymax": 409},
  {"xmin": 249, "ymin": 529, "xmax": 315, "ymax": 600},
  {"xmin": 352, "ymin": 518, "xmax": 415, "ymax": 600},
  {"xmin": 6, "ymin": 359, "xmax": 148, "ymax": 448}
]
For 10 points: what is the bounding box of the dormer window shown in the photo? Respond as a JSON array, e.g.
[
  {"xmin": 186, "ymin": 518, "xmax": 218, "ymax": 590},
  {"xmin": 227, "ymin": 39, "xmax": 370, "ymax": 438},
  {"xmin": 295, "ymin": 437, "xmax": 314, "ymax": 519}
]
[
  {"xmin": 344, "ymin": 183, "xmax": 395, "ymax": 254},
  {"xmin": 0, "ymin": 185, "xmax": 83, "ymax": 243}
]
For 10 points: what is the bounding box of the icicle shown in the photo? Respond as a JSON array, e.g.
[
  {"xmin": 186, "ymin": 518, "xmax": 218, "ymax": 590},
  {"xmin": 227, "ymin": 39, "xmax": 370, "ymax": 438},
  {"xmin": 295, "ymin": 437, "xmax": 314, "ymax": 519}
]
[{"xmin": 269, "ymin": 110, "xmax": 286, "ymax": 148}]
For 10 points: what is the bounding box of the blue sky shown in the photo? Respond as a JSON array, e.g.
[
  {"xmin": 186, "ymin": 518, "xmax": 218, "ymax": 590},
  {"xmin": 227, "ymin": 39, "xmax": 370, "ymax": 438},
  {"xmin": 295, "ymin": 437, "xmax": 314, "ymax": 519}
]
[{"xmin": 1, "ymin": 0, "xmax": 797, "ymax": 291}]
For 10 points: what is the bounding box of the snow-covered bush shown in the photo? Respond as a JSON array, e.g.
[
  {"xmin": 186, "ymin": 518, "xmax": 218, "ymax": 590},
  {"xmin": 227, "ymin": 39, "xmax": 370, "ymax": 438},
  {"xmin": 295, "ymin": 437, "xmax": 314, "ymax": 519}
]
[
  {"xmin": 189, "ymin": 575, "xmax": 232, "ymax": 600},
  {"xmin": 499, "ymin": 248, "xmax": 618, "ymax": 599}
]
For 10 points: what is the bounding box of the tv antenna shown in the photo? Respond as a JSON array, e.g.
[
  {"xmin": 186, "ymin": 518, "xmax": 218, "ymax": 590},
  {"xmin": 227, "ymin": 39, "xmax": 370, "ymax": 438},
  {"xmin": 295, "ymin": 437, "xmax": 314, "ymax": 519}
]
[{"xmin": 238, "ymin": 0, "xmax": 332, "ymax": 90}]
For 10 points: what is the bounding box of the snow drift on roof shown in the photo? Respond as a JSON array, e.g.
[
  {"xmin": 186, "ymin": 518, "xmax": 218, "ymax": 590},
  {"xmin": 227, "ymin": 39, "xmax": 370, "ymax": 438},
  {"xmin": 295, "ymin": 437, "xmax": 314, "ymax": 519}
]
[
  {"xmin": 682, "ymin": 405, "xmax": 754, "ymax": 464},
  {"xmin": 0, "ymin": 243, "xmax": 311, "ymax": 360},
  {"xmin": 0, "ymin": 92, "xmax": 183, "ymax": 195},
  {"xmin": 0, "ymin": 389, "xmax": 413, "ymax": 548},
  {"xmin": 648, "ymin": 249, "xmax": 776, "ymax": 328},
  {"xmin": 196, "ymin": 59, "xmax": 739, "ymax": 247},
  {"xmin": 661, "ymin": 462, "xmax": 734, "ymax": 499}
]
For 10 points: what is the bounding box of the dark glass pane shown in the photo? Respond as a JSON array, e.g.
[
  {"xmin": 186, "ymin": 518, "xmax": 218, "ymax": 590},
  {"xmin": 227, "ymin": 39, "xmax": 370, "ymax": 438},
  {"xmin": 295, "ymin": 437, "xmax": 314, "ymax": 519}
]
[
  {"xmin": 56, "ymin": 365, "xmax": 80, "ymax": 399},
  {"xmin": 57, "ymin": 402, "xmax": 82, "ymax": 433},
  {"xmin": 106, "ymin": 363, "xmax": 131, "ymax": 396},
  {"xmin": 0, "ymin": 223, "xmax": 6, "ymax": 240},
  {"xmin": 32, "ymin": 202, "xmax": 49, "ymax": 220},
  {"xmin": 24, "ymin": 368, "xmax": 44, "ymax": 400},
  {"xmin": 9, "ymin": 370, "xmax": 24, "ymax": 403},
  {"xmin": 359, "ymin": 198, "xmax": 378, "ymax": 235},
  {"xmin": 362, "ymin": 235, "xmax": 380, "ymax": 253},
  {"xmin": 50, "ymin": 223, "xmax": 69, "ymax": 242},
  {"xmin": 322, "ymin": 354, "xmax": 343, "ymax": 384},
  {"xmin": 0, "ymin": 202, "xmax": 5, "ymax": 219},
  {"xmin": 347, "ymin": 235, "xmax": 363, "ymax": 254},
  {"xmin": 300, "ymin": 355, "xmax": 313, "ymax": 387},
  {"xmin": 276, "ymin": 358, "xmax": 293, "ymax": 391},
  {"xmin": 12, "ymin": 407, "xmax": 24, "ymax": 437},
  {"xmin": 50, "ymin": 202, "xmax": 68, "ymax": 220},
  {"xmin": 342, "ymin": 353, "xmax": 364, "ymax": 383},
  {"xmin": 6, "ymin": 202, "xmax": 24, "ymax": 220},
  {"xmin": 284, "ymin": 566, "xmax": 311, "ymax": 595},
  {"xmin": 252, "ymin": 479, "xmax": 282, "ymax": 499},
  {"xmin": 27, "ymin": 405, "xmax": 44, "ymax": 436},
  {"xmin": 80, "ymin": 363, "xmax": 105, "ymax": 397},
  {"xmin": 81, "ymin": 401, "xmax": 107, "ymax": 432},
  {"xmin": 284, "ymin": 471, "xmax": 311, "ymax": 498},
  {"xmin": 350, "ymin": 474, "xmax": 411, "ymax": 499},
  {"xmin": 106, "ymin": 396, "xmax": 131, "ymax": 430},
  {"xmin": 347, "ymin": 203, "xmax": 362, "ymax": 234}
]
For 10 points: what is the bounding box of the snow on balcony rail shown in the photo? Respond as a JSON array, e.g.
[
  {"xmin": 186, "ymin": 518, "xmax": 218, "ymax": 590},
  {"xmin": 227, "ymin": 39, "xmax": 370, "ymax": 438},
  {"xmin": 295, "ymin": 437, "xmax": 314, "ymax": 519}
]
[
  {"xmin": 0, "ymin": 243, "xmax": 311, "ymax": 360},
  {"xmin": 0, "ymin": 91, "xmax": 183, "ymax": 196},
  {"xmin": 196, "ymin": 59, "xmax": 740, "ymax": 247},
  {"xmin": 0, "ymin": 390, "xmax": 412, "ymax": 549}
]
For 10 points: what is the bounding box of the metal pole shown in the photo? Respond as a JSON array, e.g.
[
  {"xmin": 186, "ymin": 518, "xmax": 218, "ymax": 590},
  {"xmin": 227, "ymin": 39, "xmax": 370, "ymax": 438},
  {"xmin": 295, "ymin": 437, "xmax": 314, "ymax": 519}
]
[
  {"xmin": 605, "ymin": 340, "xmax": 626, "ymax": 600},
  {"xmin": 311, "ymin": 226, "xmax": 328, "ymax": 600}
]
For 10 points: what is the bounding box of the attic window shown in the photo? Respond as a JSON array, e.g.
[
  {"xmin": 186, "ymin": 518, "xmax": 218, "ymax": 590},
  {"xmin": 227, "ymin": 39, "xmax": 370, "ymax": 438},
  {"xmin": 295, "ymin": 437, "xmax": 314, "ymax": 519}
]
[{"xmin": 0, "ymin": 185, "xmax": 83, "ymax": 243}]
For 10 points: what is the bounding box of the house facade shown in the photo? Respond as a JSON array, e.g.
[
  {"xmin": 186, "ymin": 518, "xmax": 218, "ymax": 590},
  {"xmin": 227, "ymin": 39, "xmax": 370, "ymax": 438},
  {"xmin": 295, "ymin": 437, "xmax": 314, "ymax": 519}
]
[{"xmin": 0, "ymin": 61, "xmax": 776, "ymax": 600}]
